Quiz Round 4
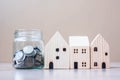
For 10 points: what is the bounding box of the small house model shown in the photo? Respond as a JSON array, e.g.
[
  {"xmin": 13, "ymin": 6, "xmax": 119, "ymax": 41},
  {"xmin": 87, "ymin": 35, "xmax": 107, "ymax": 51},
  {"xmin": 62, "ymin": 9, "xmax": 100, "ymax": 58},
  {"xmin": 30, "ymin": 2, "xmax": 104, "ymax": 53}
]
[
  {"xmin": 91, "ymin": 34, "xmax": 110, "ymax": 69},
  {"xmin": 69, "ymin": 36, "xmax": 90, "ymax": 69},
  {"xmin": 45, "ymin": 31, "xmax": 69, "ymax": 69}
]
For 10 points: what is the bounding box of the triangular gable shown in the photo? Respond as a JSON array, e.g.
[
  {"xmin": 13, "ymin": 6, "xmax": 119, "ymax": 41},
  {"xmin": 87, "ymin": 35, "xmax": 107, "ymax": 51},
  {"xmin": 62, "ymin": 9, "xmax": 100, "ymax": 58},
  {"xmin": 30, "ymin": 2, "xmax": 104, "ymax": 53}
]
[
  {"xmin": 91, "ymin": 34, "xmax": 109, "ymax": 46},
  {"xmin": 46, "ymin": 31, "xmax": 68, "ymax": 47}
]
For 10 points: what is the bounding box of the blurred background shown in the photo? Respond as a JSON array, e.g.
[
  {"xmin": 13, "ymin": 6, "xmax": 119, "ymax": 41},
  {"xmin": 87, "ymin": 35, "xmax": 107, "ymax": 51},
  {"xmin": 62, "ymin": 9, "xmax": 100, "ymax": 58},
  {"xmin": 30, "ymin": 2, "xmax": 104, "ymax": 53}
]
[{"xmin": 0, "ymin": 0, "xmax": 120, "ymax": 63}]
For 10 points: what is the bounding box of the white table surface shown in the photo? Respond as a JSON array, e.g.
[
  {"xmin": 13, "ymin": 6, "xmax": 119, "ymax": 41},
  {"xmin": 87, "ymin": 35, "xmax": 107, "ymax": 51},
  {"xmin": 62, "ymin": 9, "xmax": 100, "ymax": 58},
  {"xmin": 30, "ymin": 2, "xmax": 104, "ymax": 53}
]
[{"xmin": 0, "ymin": 63, "xmax": 120, "ymax": 80}]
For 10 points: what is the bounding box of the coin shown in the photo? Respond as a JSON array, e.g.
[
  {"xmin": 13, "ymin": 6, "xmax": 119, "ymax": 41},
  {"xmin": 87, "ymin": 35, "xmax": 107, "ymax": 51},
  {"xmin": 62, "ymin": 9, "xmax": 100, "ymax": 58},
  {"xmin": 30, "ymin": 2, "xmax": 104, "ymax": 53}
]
[
  {"xmin": 23, "ymin": 45, "xmax": 35, "ymax": 55},
  {"xmin": 34, "ymin": 47, "xmax": 41, "ymax": 53},
  {"xmin": 35, "ymin": 54, "xmax": 42, "ymax": 62},
  {"xmin": 24, "ymin": 56, "xmax": 34, "ymax": 68},
  {"xmin": 34, "ymin": 54, "xmax": 44, "ymax": 66},
  {"xmin": 14, "ymin": 51, "xmax": 24, "ymax": 61},
  {"xmin": 14, "ymin": 46, "xmax": 44, "ymax": 68}
]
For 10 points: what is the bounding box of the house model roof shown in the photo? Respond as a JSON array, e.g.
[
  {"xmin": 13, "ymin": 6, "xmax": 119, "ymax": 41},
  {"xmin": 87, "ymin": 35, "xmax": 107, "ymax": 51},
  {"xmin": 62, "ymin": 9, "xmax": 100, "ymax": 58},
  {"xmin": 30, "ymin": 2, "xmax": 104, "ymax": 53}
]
[
  {"xmin": 46, "ymin": 31, "xmax": 68, "ymax": 47},
  {"xmin": 69, "ymin": 36, "xmax": 89, "ymax": 46},
  {"xmin": 91, "ymin": 34, "xmax": 102, "ymax": 45},
  {"xmin": 91, "ymin": 34, "xmax": 109, "ymax": 47}
]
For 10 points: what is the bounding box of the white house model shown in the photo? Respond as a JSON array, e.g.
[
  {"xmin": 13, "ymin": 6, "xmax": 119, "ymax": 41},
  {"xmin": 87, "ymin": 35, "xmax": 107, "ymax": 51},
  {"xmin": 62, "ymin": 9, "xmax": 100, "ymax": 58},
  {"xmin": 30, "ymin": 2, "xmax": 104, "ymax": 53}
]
[
  {"xmin": 91, "ymin": 34, "xmax": 110, "ymax": 69},
  {"xmin": 44, "ymin": 31, "xmax": 110, "ymax": 69},
  {"xmin": 69, "ymin": 36, "xmax": 90, "ymax": 69},
  {"xmin": 45, "ymin": 31, "xmax": 69, "ymax": 69}
]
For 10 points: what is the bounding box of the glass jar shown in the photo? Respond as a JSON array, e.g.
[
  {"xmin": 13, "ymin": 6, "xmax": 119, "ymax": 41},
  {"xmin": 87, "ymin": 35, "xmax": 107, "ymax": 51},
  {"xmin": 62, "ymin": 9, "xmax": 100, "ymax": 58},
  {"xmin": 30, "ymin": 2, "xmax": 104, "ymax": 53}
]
[{"xmin": 13, "ymin": 29, "xmax": 44, "ymax": 69}]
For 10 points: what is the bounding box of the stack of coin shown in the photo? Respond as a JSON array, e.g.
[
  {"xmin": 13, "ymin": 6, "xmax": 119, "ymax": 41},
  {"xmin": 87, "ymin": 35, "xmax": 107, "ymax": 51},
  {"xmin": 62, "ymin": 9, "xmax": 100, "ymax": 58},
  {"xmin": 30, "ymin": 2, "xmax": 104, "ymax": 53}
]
[{"xmin": 13, "ymin": 45, "xmax": 44, "ymax": 69}]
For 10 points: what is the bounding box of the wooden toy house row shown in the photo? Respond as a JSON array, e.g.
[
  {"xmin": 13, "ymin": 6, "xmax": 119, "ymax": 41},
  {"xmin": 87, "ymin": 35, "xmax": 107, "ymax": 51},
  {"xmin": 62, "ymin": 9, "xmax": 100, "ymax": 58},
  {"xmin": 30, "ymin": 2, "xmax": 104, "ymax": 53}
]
[{"xmin": 44, "ymin": 31, "xmax": 110, "ymax": 69}]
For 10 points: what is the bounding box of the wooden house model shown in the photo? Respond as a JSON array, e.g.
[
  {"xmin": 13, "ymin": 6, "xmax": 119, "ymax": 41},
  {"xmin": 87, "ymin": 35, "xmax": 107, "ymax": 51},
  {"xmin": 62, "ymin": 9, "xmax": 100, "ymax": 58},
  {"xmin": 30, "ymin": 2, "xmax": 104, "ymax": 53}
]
[
  {"xmin": 44, "ymin": 31, "xmax": 69, "ymax": 69},
  {"xmin": 91, "ymin": 34, "xmax": 110, "ymax": 69},
  {"xmin": 69, "ymin": 36, "xmax": 90, "ymax": 69}
]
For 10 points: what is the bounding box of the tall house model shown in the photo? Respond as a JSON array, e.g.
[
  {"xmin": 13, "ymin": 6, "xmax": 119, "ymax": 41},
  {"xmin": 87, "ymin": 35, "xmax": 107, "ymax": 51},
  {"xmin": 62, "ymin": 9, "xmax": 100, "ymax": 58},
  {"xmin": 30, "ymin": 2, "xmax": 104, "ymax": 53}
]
[
  {"xmin": 91, "ymin": 34, "xmax": 110, "ymax": 69},
  {"xmin": 45, "ymin": 31, "xmax": 69, "ymax": 69},
  {"xmin": 69, "ymin": 36, "xmax": 90, "ymax": 69}
]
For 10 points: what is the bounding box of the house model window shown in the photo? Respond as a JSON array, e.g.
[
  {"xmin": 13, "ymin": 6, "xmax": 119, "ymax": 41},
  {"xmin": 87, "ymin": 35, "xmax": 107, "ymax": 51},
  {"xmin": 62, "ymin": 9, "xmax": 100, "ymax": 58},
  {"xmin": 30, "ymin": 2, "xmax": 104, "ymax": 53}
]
[
  {"xmin": 63, "ymin": 48, "xmax": 66, "ymax": 52},
  {"xmin": 74, "ymin": 49, "xmax": 78, "ymax": 53},
  {"xmin": 56, "ymin": 48, "xmax": 59, "ymax": 52},
  {"xmin": 105, "ymin": 52, "xmax": 108, "ymax": 56},
  {"xmin": 56, "ymin": 56, "xmax": 59, "ymax": 60},
  {"xmin": 82, "ymin": 62, "xmax": 86, "ymax": 67},
  {"xmin": 94, "ymin": 47, "xmax": 98, "ymax": 52},
  {"xmin": 82, "ymin": 49, "xmax": 86, "ymax": 53}
]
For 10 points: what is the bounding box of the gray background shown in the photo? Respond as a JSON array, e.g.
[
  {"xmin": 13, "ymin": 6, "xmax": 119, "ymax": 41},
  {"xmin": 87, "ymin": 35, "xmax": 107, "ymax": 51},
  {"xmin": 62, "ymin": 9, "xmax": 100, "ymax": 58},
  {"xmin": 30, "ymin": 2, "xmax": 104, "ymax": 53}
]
[{"xmin": 0, "ymin": 0, "xmax": 120, "ymax": 62}]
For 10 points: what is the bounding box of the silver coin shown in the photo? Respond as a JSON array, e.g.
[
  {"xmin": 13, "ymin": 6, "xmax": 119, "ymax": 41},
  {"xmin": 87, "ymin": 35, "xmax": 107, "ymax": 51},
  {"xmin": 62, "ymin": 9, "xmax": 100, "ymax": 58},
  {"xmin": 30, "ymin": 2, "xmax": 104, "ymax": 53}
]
[
  {"xmin": 23, "ymin": 45, "xmax": 34, "ymax": 55},
  {"xmin": 16, "ymin": 60, "xmax": 23, "ymax": 65},
  {"xmin": 14, "ymin": 51, "xmax": 24, "ymax": 61},
  {"xmin": 24, "ymin": 56, "xmax": 34, "ymax": 68},
  {"xmin": 34, "ymin": 47, "xmax": 41, "ymax": 53}
]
